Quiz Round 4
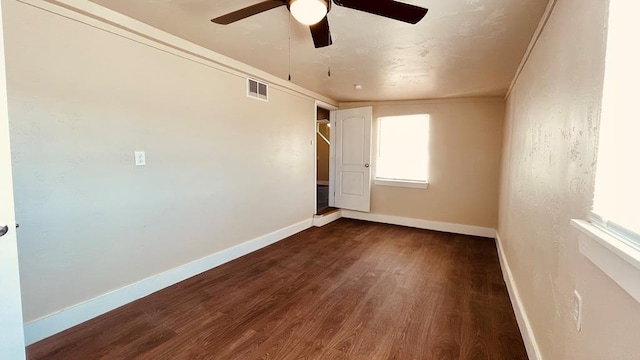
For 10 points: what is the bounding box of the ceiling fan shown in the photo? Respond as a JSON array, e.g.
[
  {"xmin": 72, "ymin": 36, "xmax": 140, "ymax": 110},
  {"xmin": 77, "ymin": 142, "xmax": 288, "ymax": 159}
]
[{"xmin": 211, "ymin": 0, "xmax": 429, "ymax": 48}]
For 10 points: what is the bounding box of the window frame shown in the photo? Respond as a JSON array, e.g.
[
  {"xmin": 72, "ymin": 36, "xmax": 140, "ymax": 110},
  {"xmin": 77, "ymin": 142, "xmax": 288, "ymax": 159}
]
[
  {"xmin": 588, "ymin": 212, "xmax": 640, "ymax": 252},
  {"xmin": 374, "ymin": 178, "xmax": 429, "ymax": 189}
]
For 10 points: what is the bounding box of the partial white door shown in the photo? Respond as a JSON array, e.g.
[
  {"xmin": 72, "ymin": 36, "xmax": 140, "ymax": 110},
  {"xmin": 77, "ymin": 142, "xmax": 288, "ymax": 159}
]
[
  {"xmin": 331, "ymin": 107, "xmax": 372, "ymax": 212},
  {"xmin": 0, "ymin": 1, "xmax": 26, "ymax": 358}
]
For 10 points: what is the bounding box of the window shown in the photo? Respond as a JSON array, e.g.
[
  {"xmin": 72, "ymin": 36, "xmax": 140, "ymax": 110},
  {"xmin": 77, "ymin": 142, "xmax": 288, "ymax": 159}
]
[
  {"xmin": 572, "ymin": 0, "xmax": 640, "ymax": 305},
  {"xmin": 590, "ymin": 0, "xmax": 640, "ymax": 250},
  {"xmin": 375, "ymin": 114, "xmax": 430, "ymax": 188}
]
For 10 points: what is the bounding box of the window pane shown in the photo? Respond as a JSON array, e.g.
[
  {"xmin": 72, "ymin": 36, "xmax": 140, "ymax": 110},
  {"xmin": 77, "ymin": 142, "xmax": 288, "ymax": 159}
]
[
  {"xmin": 376, "ymin": 114, "xmax": 429, "ymax": 182},
  {"xmin": 592, "ymin": 0, "xmax": 640, "ymax": 239}
]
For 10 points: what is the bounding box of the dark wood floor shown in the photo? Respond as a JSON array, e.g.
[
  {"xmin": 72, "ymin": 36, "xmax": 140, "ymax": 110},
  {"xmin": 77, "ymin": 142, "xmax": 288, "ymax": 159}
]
[{"xmin": 28, "ymin": 219, "xmax": 527, "ymax": 360}]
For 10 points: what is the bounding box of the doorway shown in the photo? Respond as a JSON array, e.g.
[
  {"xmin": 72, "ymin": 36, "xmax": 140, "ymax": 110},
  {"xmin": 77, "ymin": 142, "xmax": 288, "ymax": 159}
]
[
  {"xmin": 316, "ymin": 107, "xmax": 334, "ymax": 215},
  {"xmin": 314, "ymin": 104, "xmax": 373, "ymax": 215}
]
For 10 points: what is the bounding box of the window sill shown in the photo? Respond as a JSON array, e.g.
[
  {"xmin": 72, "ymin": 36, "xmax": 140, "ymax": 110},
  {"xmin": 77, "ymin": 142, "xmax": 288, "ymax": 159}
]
[
  {"xmin": 374, "ymin": 179, "xmax": 429, "ymax": 189},
  {"xmin": 571, "ymin": 219, "xmax": 640, "ymax": 303}
]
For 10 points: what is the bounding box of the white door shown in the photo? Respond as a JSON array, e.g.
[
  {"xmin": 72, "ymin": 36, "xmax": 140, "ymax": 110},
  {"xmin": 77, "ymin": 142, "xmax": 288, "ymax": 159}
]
[
  {"xmin": 331, "ymin": 107, "xmax": 372, "ymax": 212},
  {"xmin": 0, "ymin": 1, "xmax": 26, "ymax": 358}
]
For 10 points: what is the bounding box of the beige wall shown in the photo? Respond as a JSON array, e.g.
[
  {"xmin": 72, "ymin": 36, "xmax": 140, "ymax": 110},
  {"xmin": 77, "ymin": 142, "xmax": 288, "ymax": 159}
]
[
  {"xmin": 499, "ymin": 0, "xmax": 640, "ymax": 358},
  {"xmin": 341, "ymin": 99, "xmax": 504, "ymax": 228},
  {"xmin": 4, "ymin": 0, "xmax": 316, "ymax": 322}
]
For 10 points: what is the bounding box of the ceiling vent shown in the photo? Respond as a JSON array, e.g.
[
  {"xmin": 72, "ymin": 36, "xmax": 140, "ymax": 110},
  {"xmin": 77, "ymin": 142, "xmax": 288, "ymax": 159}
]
[{"xmin": 247, "ymin": 78, "xmax": 268, "ymax": 102}]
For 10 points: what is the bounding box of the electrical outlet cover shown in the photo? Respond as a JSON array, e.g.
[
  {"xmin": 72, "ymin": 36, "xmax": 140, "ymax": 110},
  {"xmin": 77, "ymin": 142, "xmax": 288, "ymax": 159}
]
[{"xmin": 134, "ymin": 151, "xmax": 146, "ymax": 166}]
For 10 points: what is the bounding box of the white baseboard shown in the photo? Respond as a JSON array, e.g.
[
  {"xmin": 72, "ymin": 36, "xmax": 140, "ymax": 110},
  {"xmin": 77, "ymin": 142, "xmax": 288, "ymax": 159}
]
[
  {"xmin": 341, "ymin": 210, "xmax": 496, "ymax": 238},
  {"xmin": 312, "ymin": 209, "xmax": 342, "ymax": 227},
  {"xmin": 23, "ymin": 218, "xmax": 313, "ymax": 345},
  {"xmin": 316, "ymin": 181, "xmax": 329, "ymax": 186},
  {"xmin": 495, "ymin": 232, "xmax": 542, "ymax": 360}
]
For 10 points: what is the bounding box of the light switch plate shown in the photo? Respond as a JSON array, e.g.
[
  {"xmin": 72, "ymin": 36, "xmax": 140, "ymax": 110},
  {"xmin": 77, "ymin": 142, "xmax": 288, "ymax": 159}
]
[{"xmin": 134, "ymin": 151, "xmax": 146, "ymax": 166}]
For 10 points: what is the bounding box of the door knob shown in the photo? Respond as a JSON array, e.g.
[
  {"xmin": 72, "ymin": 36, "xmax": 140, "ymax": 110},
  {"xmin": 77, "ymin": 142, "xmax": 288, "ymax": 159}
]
[
  {"xmin": 364, "ymin": 163, "xmax": 370, "ymax": 168},
  {"xmin": 0, "ymin": 225, "xmax": 8, "ymax": 237}
]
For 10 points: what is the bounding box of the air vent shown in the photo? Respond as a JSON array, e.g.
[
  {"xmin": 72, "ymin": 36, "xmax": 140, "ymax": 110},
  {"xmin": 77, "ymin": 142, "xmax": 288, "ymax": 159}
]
[{"xmin": 247, "ymin": 78, "xmax": 268, "ymax": 102}]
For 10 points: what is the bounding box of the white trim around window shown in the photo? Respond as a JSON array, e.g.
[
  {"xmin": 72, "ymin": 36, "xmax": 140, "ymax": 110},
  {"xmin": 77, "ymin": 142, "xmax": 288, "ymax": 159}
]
[
  {"xmin": 374, "ymin": 178, "xmax": 429, "ymax": 189},
  {"xmin": 572, "ymin": 219, "xmax": 640, "ymax": 303}
]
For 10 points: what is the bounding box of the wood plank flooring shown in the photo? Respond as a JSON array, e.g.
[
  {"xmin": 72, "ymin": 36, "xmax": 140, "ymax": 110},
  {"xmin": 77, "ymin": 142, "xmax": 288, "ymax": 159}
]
[{"xmin": 27, "ymin": 219, "xmax": 527, "ymax": 359}]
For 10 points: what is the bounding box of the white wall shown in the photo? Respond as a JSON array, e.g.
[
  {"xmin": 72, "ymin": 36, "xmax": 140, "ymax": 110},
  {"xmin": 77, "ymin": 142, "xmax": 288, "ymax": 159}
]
[
  {"xmin": 4, "ymin": 0, "xmax": 317, "ymax": 324},
  {"xmin": 499, "ymin": 0, "xmax": 640, "ymax": 358}
]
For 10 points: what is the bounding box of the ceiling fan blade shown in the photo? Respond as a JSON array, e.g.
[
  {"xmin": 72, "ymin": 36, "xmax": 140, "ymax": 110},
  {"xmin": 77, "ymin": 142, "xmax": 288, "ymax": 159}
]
[
  {"xmin": 333, "ymin": 0, "xmax": 428, "ymax": 24},
  {"xmin": 309, "ymin": 16, "xmax": 332, "ymax": 48},
  {"xmin": 211, "ymin": 1, "xmax": 285, "ymax": 25}
]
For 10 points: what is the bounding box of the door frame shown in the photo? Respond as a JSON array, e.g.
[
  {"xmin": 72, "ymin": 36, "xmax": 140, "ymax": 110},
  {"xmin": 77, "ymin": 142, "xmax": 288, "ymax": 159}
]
[{"xmin": 314, "ymin": 100, "xmax": 337, "ymax": 212}]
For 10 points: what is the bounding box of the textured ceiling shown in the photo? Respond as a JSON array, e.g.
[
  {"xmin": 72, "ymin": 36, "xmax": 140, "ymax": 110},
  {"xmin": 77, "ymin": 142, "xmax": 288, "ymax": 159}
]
[{"xmin": 88, "ymin": 0, "xmax": 548, "ymax": 102}]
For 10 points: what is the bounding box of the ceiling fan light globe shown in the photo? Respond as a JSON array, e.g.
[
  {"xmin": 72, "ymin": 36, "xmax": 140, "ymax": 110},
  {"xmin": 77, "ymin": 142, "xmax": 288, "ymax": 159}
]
[{"xmin": 290, "ymin": 0, "xmax": 328, "ymax": 25}]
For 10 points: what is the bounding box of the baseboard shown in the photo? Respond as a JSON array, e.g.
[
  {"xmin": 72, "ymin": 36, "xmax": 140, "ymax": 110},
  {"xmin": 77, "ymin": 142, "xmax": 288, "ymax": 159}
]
[
  {"xmin": 312, "ymin": 209, "xmax": 342, "ymax": 227},
  {"xmin": 495, "ymin": 232, "xmax": 542, "ymax": 360},
  {"xmin": 341, "ymin": 210, "xmax": 496, "ymax": 238},
  {"xmin": 23, "ymin": 218, "xmax": 313, "ymax": 345},
  {"xmin": 316, "ymin": 181, "xmax": 329, "ymax": 186}
]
